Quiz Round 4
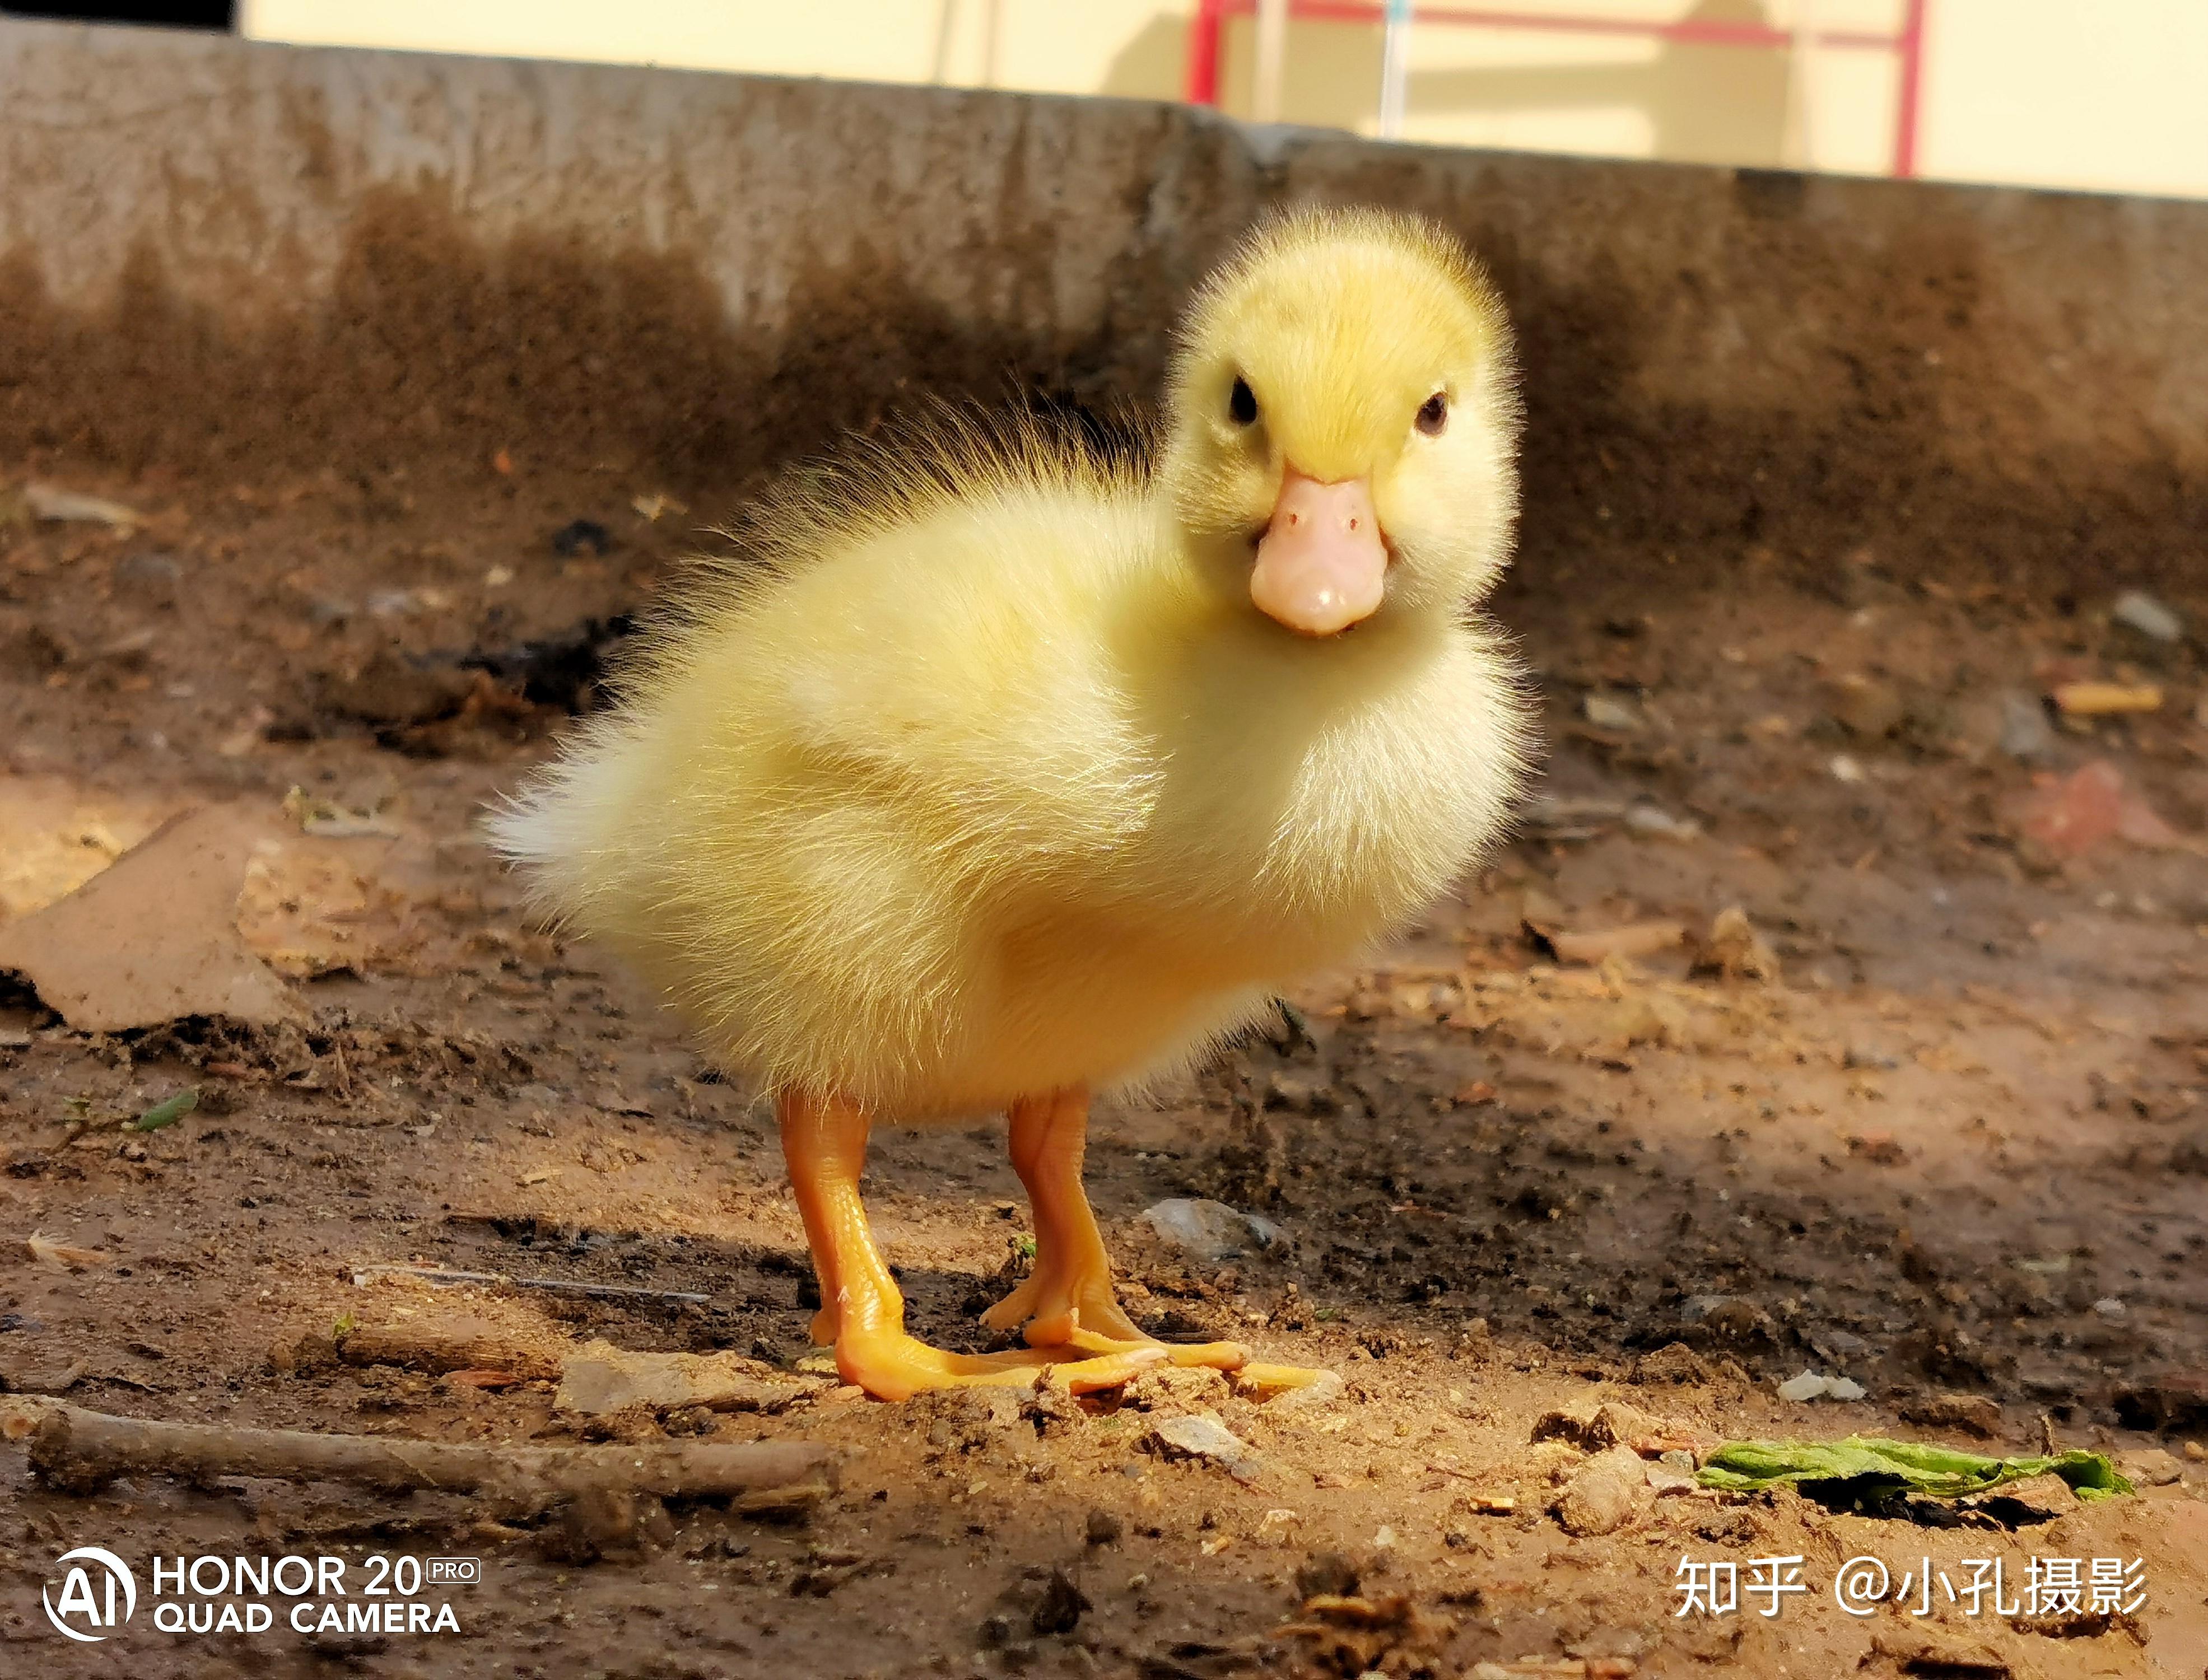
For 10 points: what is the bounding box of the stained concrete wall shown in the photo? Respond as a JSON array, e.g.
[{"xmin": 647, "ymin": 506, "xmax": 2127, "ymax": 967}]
[{"xmin": 1, "ymin": 17, "xmax": 2203, "ymax": 601}]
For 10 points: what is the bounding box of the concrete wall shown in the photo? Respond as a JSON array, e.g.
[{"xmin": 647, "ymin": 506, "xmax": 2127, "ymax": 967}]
[{"xmin": 2, "ymin": 18, "xmax": 2204, "ymax": 600}]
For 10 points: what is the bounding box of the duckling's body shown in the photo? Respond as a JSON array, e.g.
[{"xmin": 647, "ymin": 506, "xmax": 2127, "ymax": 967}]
[
  {"xmin": 499, "ymin": 441, "xmax": 1521, "ymax": 1116},
  {"xmin": 493, "ymin": 206, "xmax": 1531, "ymax": 1400}
]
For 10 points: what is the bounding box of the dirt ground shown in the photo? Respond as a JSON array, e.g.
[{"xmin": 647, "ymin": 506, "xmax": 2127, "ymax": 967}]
[{"xmin": 1, "ymin": 454, "xmax": 2206, "ymax": 1680}]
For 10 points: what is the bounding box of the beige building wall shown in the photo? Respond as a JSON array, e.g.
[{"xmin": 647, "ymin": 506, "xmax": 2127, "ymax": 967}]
[{"xmin": 240, "ymin": 1, "xmax": 2208, "ymax": 200}]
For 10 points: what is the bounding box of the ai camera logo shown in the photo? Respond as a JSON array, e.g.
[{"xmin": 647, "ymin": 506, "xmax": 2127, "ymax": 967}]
[{"xmin": 45, "ymin": 1546, "xmax": 138, "ymax": 1642}]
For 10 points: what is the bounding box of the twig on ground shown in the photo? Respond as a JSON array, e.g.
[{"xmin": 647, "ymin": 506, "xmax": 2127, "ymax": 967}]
[
  {"xmin": 0, "ymin": 1396, "xmax": 835, "ymax": 1519},
  {"xmin": 350, "ymin": 1261, "xmax": 711, "ymax": 1306}
]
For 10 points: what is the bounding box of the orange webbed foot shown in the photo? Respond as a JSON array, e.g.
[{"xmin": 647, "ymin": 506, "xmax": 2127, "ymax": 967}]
[
  {"xmin": 828, "ymin": 1328, "xmax": 1167, "ymax": 1403},
  {"xmin": 1228, "ymin": 1360, "xmax": 1342, "ymax": 1398}
]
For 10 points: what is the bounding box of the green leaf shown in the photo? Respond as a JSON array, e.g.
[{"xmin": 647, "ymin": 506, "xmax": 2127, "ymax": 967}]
[
  {"xmin": 133, "ymin": 1088, "xmax": 200, "ymax": 1132},
  {"xmin": 1697, "ymin": 1435, "xmax": 2132, "ymax": 1502}
]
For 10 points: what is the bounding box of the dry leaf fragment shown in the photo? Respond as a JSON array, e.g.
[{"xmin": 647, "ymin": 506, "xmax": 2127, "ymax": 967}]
[
  {"xmin": 1692, "ymin": 906, "xmax": 1780, "ymax": 983},
  {"xmin": 2013, "ymin": 760, "xmax": 2188, "ymax": 858},
  {"xmin": 28, "ymin": 1231, "xmax": 108, "ymax": 1269},
  {"xmin": 440, "ymin": 1369, "xmax": 523, "ymax": 1391},
  {"xmin": 24, "ymin": 483, "xmax": 143, "ymax": 528}
]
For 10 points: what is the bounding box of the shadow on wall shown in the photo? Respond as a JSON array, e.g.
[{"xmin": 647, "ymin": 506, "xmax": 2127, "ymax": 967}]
[
  {"xmin": 1105, "ymin": 0, "xmax": 1794, "ymax": 170},
  {"xmin": 0, "ymin": 187, "xmax": 1161, "ymax": 494},
  {"xmin": 2, "ymin": 160, "xmax": 2200, "ymax": 606}
]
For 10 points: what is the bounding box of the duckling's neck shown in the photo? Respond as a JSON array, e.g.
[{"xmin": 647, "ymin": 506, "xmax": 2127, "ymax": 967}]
[{"xmin": 1101, "ymin": 539, "xmax": 1490, "ymax": 964}]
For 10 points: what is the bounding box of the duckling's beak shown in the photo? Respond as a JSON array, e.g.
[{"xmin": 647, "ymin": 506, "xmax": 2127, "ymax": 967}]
[{"xmin": 1250, "ymin": 469, "xmax": 1389, "ymax": 637}]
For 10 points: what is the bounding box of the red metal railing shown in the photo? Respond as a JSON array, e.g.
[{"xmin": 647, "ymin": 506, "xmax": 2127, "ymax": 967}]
[{"xmin": 1184, "ymin": 0, "xmax": 1928, "ymax": 177}]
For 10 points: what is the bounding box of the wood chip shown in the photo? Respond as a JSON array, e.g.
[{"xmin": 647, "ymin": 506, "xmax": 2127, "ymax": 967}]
[
  {"xmin": 339, "ymin": 1315, "xmax": 567, "ymax": 1382},
  {"xmin": 1544, "ymin": 922, "xmax": 1686, "ymax": 965},
  {"xmin": 2052, "ymin": 680, "xmax": 2162, "ymax": 716}
]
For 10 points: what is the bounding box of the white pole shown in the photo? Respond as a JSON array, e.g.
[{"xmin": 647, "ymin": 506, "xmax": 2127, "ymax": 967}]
[
  {"xmin": 1378, "ymin": 0, "xmax": 1412, "ymax": 139},
  {"xmin": 930, "ymin": 0, "xmax": 957, "ymax": 85},
  {"xmin": 1784, "ymin": 0, "xmax": 1818, "ymax": 169},
  {"xmin": 1254, "ymin": 0, "xmax": 1290, "ymax": 124}
]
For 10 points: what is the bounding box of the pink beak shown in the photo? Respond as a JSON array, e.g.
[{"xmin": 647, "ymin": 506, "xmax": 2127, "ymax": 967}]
[{"xmin": 1249, "ymin": 468, "xmax": 1389, "ymax": 636}]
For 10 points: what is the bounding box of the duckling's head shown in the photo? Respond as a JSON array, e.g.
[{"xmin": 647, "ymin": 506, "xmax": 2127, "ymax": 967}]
[{"xmin": 1162, "ymin": 206, "xmax": 1519, "ymax": 637}]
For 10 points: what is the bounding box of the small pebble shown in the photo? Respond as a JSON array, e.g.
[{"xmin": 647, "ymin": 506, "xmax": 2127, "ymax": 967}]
[
  {"xmin": 1295, "ymin": 1552, "xmax": 1359, "ymax": 1598},
  {"xmin": 1554, "ymin": 1445, "xmax": 1644, "ymax": 1537},
  {"xmin": 1582, "ymin": 693, "xmax": 1645, "ymax": 733},
  {"xmin": 552, "ymin": 518, "xmax": 612, "ymax": 557},
  {"xmin": 1150, "ymin": 1414, "xmax": 1267, "ymax": 1486},
  {"xmin": 1999, "ymin": 691, "xmax": 2056, "ymax": 760},
  {"xmin": 1624, "ymin": 802, "xmax": 1701, "ymax": 843},
  {"xmin": 1778, "ymin": 1370, "xmax": 1865, "ymax": 1402},
  {"xmin": 2118, "ymin": 1448, "xmax": 2183, "ymax": 1487},
  {"xmin": 114, "ymin": 550, "xmax": 182, "ymax": 587},
  {"xmin": 1830, "ymin": 673, "xmax": 1905, "ymax": 738},
  {"xmin": 1141, "ymin": 1198, "xmax": 1282, "ymax": 1262},
  {"xmin": 2112, "ymin": 589, "xmax": 2183, "ymax": 643}
]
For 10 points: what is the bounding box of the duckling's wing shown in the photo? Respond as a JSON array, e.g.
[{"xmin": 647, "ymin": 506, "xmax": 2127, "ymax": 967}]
[
  {"xmin": 621, "ymin": 410, "xmax": 1172, "ymax": 881},
  {"xmin": 760, "ymin": 491, "xmax": 1167, "ymax": 876}
]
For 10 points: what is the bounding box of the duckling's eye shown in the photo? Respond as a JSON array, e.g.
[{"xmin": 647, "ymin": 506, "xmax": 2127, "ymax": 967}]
[
  {"xmin": 1228, "ymin": 376, "xmax": 1259, "ymax": 427},
  {"xmin": 1416, "ymin": 392, "xmax": 1448, "ymax": 437}
]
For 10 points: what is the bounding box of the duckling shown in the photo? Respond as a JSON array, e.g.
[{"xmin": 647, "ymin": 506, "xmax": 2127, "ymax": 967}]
[{"xmin": 488, "ymin": 205, "xmax": 1530, "ymax": 1401}]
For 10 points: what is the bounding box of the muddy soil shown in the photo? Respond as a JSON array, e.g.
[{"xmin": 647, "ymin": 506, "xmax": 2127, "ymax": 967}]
[{"xmin": 1, "ymin": 456, "xmax": 2205, "ymax": 1680}]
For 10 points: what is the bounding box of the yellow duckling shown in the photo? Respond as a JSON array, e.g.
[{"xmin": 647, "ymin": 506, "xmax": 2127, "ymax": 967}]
[{"xmin": 488, "ymin": 204, "xmax": 1530, "ymax": 1401}]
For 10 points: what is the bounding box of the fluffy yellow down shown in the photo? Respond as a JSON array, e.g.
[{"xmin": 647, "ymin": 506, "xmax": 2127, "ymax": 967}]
[{"xmin": 489, "ymin": 206, "xmax": 1532, "ymax": 1118}]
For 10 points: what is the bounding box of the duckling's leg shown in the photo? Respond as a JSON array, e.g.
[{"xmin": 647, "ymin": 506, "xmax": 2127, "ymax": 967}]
[
  {"xmin": 780, "ymin": 1088, "xmax": 1170, "ymax": 1402},
  {"xmin": 980, "ymin": 1086, "xmax": 1247, "ymax": 1371}
]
